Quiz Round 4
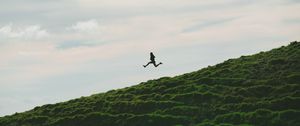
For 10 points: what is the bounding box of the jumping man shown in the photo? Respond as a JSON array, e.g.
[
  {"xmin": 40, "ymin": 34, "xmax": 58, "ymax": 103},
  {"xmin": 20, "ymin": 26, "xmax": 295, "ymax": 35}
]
[{"xmin": 143, "ymin": 52, "xmax": 163, "ymax": 68}]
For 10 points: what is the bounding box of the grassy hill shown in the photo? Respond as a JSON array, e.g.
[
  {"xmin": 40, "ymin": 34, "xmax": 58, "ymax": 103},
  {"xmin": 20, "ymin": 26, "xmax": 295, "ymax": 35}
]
[{"xmin": 0, "ymin": 41, "xmax": 299, "ymax": 126}]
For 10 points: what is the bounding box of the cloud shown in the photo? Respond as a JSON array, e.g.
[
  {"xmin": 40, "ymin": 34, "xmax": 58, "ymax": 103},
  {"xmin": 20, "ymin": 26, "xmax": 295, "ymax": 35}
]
[
  {"xmin": 68, "ymin": 19, "xmax": 100, "ymax": 32},
  {"xmin": 0, "ymin": 24, "xmax": 49, "ymax": 39},
  {"xmin": 181, "ymin": 17, "xmax": 239, "ymax": 33},
  {"xmin": 56, "ymin": 40, "xmax": 95, "ymax": 49},
  {"xmin": 76, "ymin": 0, "xmax": 238, "ymax": 9}
]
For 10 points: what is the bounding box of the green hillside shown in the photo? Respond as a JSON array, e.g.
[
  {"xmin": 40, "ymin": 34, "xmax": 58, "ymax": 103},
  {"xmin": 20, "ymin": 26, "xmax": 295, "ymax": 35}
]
[{"xmin": 1, "ymin": 41, "xmax": 300, "ymax": 126}]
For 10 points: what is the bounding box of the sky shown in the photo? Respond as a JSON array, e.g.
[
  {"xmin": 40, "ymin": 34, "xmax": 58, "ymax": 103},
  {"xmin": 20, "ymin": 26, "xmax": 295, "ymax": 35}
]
[{"xmin": 0, "ymin": 0, "xmax": 299, "ymax": 116}]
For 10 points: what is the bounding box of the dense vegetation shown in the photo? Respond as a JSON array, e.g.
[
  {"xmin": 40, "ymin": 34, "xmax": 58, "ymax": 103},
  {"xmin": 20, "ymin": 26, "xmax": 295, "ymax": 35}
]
[{"xmin": 0, "ymin": 41, "xmax": 299, "ymax": 126}]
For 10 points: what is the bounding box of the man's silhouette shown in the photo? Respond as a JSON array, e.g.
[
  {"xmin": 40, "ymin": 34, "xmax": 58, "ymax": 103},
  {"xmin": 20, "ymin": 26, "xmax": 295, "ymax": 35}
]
[{"xmin": 143, "ymin": 52, "xmax": 162, "ymax": 68}]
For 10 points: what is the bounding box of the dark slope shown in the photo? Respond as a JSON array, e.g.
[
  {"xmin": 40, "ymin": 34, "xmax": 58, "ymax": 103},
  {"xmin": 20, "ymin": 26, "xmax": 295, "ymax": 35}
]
[{"xmin": 0, "ymin": 41, "xmax": 300, "ymax": 126}]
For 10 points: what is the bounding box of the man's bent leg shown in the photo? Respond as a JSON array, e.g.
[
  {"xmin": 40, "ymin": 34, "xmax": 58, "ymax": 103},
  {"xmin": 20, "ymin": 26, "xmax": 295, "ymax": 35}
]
[{"xmin": 143, "ymin": 61, "xmax": 152, "ymax": 67}]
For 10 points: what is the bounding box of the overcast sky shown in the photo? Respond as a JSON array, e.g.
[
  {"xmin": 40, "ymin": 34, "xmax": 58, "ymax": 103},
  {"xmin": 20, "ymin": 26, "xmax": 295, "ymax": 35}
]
[{"xmin": 0, "ymin": 0, "xmax": 299, "ymax": 116}]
